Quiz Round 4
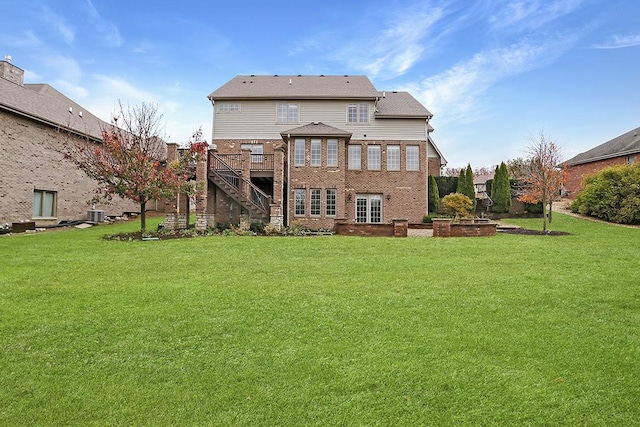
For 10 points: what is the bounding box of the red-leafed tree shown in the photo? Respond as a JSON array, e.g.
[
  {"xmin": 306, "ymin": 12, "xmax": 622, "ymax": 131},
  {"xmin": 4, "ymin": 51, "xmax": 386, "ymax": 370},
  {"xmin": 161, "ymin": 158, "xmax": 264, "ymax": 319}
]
[
  {"xmin": 63, "ymin": 101, "xmax": 201, "ymax": 232},
  {"xmin": 518, "ymin": 131, "xmax": 565, "ymax": 231}
]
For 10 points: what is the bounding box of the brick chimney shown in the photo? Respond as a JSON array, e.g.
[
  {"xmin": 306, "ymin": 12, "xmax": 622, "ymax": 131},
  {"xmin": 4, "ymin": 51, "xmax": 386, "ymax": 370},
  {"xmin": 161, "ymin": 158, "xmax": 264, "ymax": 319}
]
[{"xmin": 1, "ymin": 56, "xmax": 25, "ymax": 86}]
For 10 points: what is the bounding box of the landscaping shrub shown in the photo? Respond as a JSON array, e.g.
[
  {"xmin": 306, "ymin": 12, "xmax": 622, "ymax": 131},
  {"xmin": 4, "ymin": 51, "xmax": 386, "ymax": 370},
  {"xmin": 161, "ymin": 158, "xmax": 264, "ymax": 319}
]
[
  {"xmin": 441, "ymin": 193, "xmax": 474, "ymax": 219},
  {"xmin": 570, "ymin": 164, "xmax": 640, "ymax": 224},
  {"xmin": 435, "ymin": 176, "xmax": 458, "ymax": 197},
  {"xmin": 250, "ymin": 221, "xmax": 266, "ymax": 234},
  {"xmin": 428, "ymin": 175, "xmax": 440, "ymax": 213}
]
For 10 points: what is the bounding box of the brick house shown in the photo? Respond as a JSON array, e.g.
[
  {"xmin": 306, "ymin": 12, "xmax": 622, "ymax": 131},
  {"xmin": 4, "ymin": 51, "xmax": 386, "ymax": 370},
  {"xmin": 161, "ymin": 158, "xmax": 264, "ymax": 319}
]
[
  {"xmin": 0, "ymin": 59, "xmax": 140, "ymax": 226},
  {"xmin": 196, "ymin": 74, "xmax": 446, "ymax": 229},
  {"xmin": 563, "ymin": 126, "xmax": 640, "ymax": 197},
  {"xmin": 185, "ymin": 75, "xmax": 446, "ymax": 228}
]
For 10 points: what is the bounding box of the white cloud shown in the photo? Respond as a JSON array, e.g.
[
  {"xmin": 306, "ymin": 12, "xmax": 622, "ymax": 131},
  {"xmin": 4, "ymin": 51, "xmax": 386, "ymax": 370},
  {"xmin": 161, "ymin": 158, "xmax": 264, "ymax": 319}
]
[
  {"xmin": 410, "ymin": 33, "xmax": 579, "ymax": 123},
  {"xmin": 85, "ymin": 0, "xmax": 123, "ymax": 47},
  {"xmin": 592, "ymin": 33, "xmax": 640, "ymax": 49},
  {"xmin": 489, "ymin": 0, "xmax": 584, "ymax": 32},
  {"xmin": 40, "ymin": 6, "xmax": 75, "ymax": 45}
]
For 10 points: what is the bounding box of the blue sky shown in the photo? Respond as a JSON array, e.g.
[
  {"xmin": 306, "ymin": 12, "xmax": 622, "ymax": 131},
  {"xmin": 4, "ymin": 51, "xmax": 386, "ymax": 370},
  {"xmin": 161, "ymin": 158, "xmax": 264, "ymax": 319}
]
[{"xmin": 2, "ymin": 0, "xmax": 639, "ymax": 169}]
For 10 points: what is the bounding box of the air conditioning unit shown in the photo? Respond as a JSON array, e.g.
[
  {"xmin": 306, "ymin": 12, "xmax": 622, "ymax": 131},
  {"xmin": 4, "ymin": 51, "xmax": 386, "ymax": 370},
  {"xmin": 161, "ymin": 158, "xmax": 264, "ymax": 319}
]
[{"xmin": 87, "ymin": 209, "xmax": 105, "ymax": 223}]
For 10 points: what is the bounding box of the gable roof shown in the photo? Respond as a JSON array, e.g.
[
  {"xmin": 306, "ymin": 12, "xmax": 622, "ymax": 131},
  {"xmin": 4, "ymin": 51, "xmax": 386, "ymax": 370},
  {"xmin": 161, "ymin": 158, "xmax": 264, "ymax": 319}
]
[
  {"xmin": 375, "ymin": 91, "xmax": 432, "ymax": 119},
  {"xmin": 280, "ymin": 122, "xmax": 352, "ymax": 143},
  {"xmin": 0, "ymin": 67, "xmax": 106, "ymax": 140},
  {"xmin": 209, "ymin": 75, "xmax": 379, "ymax": 100},
  {"xmin": 565, "ymin": 126, "xmax": 640, "ymax": 166}
]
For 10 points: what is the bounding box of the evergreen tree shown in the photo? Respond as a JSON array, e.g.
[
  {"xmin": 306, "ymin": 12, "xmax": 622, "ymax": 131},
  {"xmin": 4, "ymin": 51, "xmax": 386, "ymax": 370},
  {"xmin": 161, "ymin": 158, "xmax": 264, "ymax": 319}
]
[
  {"xmin": 456, "ymin": 167, "xmax": 466, "ymax": 194},
  {"xmin": 465, "ymin": 164, "xmax": 476, "ymax": 211},
  {"xmin": 428, "ymin": 175, "xmax": 440, "ymax": 214},
  {"xmin": 491, "ymin": 162, "xmax": 511, "ymax": 213}
]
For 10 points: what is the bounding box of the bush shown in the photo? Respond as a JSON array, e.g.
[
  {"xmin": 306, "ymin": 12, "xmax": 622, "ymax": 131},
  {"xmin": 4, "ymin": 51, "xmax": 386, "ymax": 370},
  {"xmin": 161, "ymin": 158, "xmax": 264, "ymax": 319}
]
[
  {"xmin": 434, "ymin": 176, "xmax": 458, "ymax": 197},
  {"xmin": 249, "ymin": 221, "xmax": 265, "ymax": 234},
  {"xmin": 428, "ymin": 175, "xmax": 440, "ymax": 213},
  {"xmin": 441, "ymin": 193, "xmax": 474, "ymax": 219},
  {"xmin": 570, "ymin": 164, "xmax": 640, "ymax": 224}
]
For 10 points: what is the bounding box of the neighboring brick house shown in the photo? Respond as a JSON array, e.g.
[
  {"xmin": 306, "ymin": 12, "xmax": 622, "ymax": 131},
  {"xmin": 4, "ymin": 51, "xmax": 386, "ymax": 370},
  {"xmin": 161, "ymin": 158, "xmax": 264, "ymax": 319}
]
[
  {"xmin": 199, "ymin": 74, "xmax": 446, "ymax": 229},
  {"xmin": 0, "ymin": 59, "xmax": 140, "ymax": 226},
  {"xmin": 563, "ymin": 126, "xmax": 640, "ymax": 197}
]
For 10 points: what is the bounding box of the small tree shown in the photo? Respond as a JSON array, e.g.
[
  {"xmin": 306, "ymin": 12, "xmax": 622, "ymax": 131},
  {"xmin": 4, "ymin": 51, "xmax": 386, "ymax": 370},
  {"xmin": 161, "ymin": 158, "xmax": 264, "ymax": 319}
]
[
  {"xmin": 441, "ymin": 193, "xmax": 474, "ymax": 219},
  {"xmin": 491, "ymin": 162, "xmax": 511, "ymax": 213},
  {"xmin": 428, "ymin": 175, "xmax": 440, "ymax": 214},
  {"xmin": 518, "ymin": 131, "xmax": 564, "ymax": 231},
  {"xmin": 63, "ymin": 101, "xmax": 197, "ymax": 232}
]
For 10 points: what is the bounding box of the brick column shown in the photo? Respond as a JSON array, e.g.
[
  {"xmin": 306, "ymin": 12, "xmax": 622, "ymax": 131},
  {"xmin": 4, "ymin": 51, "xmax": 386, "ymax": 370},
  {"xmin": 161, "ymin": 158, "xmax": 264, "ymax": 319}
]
[
  {"xmin": 432, "ymin": 218, "xmax": 452, "ymax": 237},
  {"xmin": 392, "ymin": 219, "xmax": 408, "ymax": 237},
  {"xmin": 164, "ymin": 143, "xmax": 180, "ymax": 230},
  {"xmin": 195, "ymin": 151, "xmax": 210, "ymax": 231}
]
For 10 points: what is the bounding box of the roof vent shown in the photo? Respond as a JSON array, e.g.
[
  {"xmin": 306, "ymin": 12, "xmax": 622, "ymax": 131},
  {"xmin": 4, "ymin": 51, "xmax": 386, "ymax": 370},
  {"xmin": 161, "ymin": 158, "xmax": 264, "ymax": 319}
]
[
  {"xmin": 289, "ymin": 78, "xmax": 292, "ymax": 85},
  {"xmin": 69, "ymin": 107, "xmax": 73, "ymax": 113},
  {"xmin": 382, "ymin": 91, "xmax": 386, "ymax": 98},
  {"xmin": 313, "ymin": 121, "xmax": 319, "ymax": 125},
  {"xmin": 79, "ymin": 111, "xmax": 83, "ymax": 118},
  {"xmin": 4, "ymin": 55, "xmax": 11, "ymax": 63}
]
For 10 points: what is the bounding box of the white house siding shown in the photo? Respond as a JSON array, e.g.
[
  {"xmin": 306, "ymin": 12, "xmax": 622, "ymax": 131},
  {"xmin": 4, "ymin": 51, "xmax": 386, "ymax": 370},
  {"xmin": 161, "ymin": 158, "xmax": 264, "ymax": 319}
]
[{"xmin": 213, "ymin": 100, "xmax": 427, "ymax": 141}]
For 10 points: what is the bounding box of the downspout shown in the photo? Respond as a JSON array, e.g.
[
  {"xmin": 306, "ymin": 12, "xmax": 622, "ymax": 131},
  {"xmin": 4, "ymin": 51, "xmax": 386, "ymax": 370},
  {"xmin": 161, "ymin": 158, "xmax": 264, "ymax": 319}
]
[
  {"xmin": 286, "ymin": 134, "xmax": 291, "ymax": 227},
  {"xmin": 209, "ymin": 98, "xmax": 215, "ymax": 144},
  {"xmin": 425, "ymin": 117, "xmax": 431, "ymax": 216}
]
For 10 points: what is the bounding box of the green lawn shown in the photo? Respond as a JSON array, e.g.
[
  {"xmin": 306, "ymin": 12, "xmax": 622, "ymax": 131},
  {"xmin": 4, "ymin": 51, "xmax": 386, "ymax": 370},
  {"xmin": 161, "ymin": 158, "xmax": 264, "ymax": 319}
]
[{"xmin": 1, "ymin": 214, "xmax": 638, "ymax": 426}]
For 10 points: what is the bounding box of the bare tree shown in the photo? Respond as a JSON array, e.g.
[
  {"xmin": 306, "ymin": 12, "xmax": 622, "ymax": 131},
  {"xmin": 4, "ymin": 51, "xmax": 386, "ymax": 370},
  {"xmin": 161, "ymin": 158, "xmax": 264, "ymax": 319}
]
[{"xmin": 518, "ymin": 131, "xmax": 565, "ymax": 231}]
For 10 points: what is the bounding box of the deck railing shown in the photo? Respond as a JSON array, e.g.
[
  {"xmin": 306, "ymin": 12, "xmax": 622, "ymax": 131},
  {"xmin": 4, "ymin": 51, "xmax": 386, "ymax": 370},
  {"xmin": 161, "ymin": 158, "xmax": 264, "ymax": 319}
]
[{"xmin": 216, "ymin": 153, "xmax": 274, "ymax": 171}]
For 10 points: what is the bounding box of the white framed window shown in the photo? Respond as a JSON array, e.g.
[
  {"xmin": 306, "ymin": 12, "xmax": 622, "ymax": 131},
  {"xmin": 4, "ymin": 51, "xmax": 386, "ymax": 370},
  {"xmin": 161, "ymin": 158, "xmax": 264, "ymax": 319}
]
[
  {"xmin": 310, "ymin": 188, "xmax": 321, "ymax": 216},
  {"xmin": 627, "ymin": 155, "xmax": 636, "ymax": 165},
  {"xmin": 406, "ymin": 145, "xmax": 420, "ymax": 171},
  {"xmin": 368, "ymin": 145, "xmax": 381, "ymax": 170},
  {"xmin": 387, "ymin": 145, "xmax": 400, "ymax": 171},
  {"xmin": 294, "ymin": 189, "xmax": 306, "ymax": 216},
  {"xmin": 310, "ymin": 139, "xmax": 321, "ymax": 167},
  {"xmin": 277, "ymin": 103, "xmax": 299, "ymax": 124},
  {"xmin": 33, "ymin": 190, "xmax": 56, "ymax": 218},
  {"xmin": 218, "ymin": 102, "xmax": 240, "ymax": 113},
  {"xmin": 355, "ymin": 194, "xmax": 382, "ymax": 223},
  {"xmin": 294, "ymin": 138, "xmax": 305, "ymax": 166},
  {"xmin": 327, "ymin": 139, "xmax": 338, "ymax": 167},
  {"xmin": 348, "ymin": 145, "xmax": 361, "ymax": 170},
  {"xmin": 326, "ymin": 188, "xmax": 337, "ymax": 216},
  {"xmin": 347, "ymin": 103, "xmax": 369, "ymax": 123}
]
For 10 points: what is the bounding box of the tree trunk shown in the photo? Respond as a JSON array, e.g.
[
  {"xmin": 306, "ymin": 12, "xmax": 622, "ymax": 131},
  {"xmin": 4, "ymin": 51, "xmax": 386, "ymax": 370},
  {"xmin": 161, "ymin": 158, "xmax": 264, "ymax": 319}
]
[
  {"xmin": 140, "ymin": 200, "xmax": 147, "ymax": 232},
  {"xmin": 542, "ymin": 198, "xmax": 548, "ymax": 232},
  {"xmin": 548, "ymin": 201, "xmax": 553, "ymax": 224}
]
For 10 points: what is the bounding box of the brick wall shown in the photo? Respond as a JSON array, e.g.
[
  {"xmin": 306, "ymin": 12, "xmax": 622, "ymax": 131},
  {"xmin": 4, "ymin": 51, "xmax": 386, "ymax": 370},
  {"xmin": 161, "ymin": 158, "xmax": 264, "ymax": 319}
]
[
  {"xmin": 213, "ymin": 138, "xmax": 433, "ymax": 228},
  {"xmin": 564, "ymin": 157, "xmax": 629, "ymax": 198},
  {"xmin": 0, "ymin": 110, "xmax": 139, "ymax": 225},
  {"xmin": 432, "ymin": 218, "xmax": 496, "ymax": 237}
]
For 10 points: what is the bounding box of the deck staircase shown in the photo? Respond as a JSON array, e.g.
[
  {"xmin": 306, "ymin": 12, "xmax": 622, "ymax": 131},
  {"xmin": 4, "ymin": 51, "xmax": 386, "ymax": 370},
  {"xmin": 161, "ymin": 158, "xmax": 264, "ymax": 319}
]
[{"xmin": 208, "ymin": 151, "xmax": 271, "ymax": 222}]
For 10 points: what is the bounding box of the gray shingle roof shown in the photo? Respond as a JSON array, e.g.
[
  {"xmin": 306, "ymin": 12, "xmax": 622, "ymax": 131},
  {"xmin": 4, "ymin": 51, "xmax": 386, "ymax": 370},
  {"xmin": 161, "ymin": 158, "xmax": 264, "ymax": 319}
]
[
  {"xmin": 565, "ymin": 126, "xmax": 640, "ymax": 166},
  {"xmin": 375, "ymin": 91, "xmax": 432, "ymax": 119},
  {"xmin": 209, "ymin": 75, "xmax": 379, "ymax": 100},
  {"xmin": 0, "ymin": 74, "xmax": 106, "ymax": 140},
  {"xmin": 280, "ymin": 122, "xmax": 352, "ymax": 142}
]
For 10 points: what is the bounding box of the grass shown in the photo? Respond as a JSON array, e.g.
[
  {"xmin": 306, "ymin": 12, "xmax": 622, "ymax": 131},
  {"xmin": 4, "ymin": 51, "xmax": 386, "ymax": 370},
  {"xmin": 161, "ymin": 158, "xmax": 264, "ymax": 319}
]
[{"xmin": 1, "ymin": 214, "xmax": 639, "ymax": 425}]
